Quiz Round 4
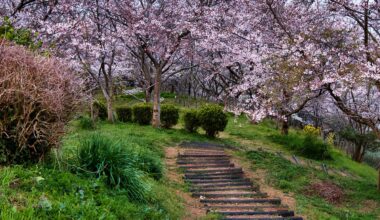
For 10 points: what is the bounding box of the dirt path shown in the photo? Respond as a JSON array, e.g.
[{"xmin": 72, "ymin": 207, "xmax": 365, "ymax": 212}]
[
  {"xmin": 165, "ymin": 147, "xmax": 207, "ymax": 220},
  {"xmin": 168, "ymin": 142, "xmax": 304, "ymax": 220}
]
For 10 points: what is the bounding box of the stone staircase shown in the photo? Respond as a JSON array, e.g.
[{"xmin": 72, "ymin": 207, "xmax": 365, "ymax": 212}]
[{"xmin": 177, "ymin": 147, "xmax": 303, "ymax": 220}]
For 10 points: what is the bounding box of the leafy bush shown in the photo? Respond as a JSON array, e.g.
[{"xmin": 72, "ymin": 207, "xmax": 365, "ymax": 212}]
[
  {"xmin": 161, "ymin": 92, "xmax": 176, "ymax": 99},
  {"xmin": 77, "ymin": 134, "xmax": 149, "ymax": 202},
  {"xmin": 301, "ymin": 135, "xmax": 331, "ymax": 160},
  {"xmin": 93, "ymin": 101, "xmax": 107, "ymax": 120},
  {"xmin": 135, "ymin": 148, "xmax": 163, "ymax": 180},
  {"xmin": 132, "ymin": 103, "xmax": 152, "ymax": 125},
  {"xmin": 183, "ymin": 110, "xmax": 200, "ymax": 133},
  {"xmin": 198, "ymin": 104, "xmax": 228, "ymax": 137},
  {"xmin": 271, "ymin": 132, "xmax": 331, "ymax": 160},
  {"xmin": 160, "ymin": 104, "xmax": 179, "ymax": 128},
  {"xmin": 0, "ymin": 17, "xmax": 41, "ymax": 49},
  {"xmin": 116, "ymin": 107, "xmax": 132, "ymax": 122},
  {"xmin": 78, "ymin": 116, "xmax": 96, "ymax": 130},
  {"xmin": 0, "ymin": 40, "xmax": 82, "ymax": 165}
]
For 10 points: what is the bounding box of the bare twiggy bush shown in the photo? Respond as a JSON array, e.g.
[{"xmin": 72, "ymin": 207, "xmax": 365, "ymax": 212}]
[{"xmin": 0, "ymin": 40, "xmax": 83, "ymax": 164}]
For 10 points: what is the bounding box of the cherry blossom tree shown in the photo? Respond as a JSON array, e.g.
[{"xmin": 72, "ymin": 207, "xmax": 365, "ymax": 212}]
[
  {"xmin": 4, "ymin": 0, "xmax": 129, "ymax": 122},
  {"xmin": 108, "ymin": 0, "xmax": 198, "ymax": 127}
]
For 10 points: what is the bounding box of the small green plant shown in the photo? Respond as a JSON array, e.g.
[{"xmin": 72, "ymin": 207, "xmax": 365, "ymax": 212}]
[
  {"xmin": 136, "ymin": 148, "xmax": 163, "ymax": 180},
  {"xmin": 78, "ymin": 116, "xmax": 96, "ymax": 130},
  {"xmin": 160, "ymin": 92, "xmax": 176, "ymax": 99},
  {"xmin": 116, "ymin": 106, "xmax": 132, "ymax": 122},
  {"xmin": 183, "ymin": 109, "xmax": 200, "ymax": 133},
  {"xmin": 198, "ymin": 104, "xmax": 228, "ymax": 137},
  {"xmin": 93, "ymin": 101, "xmax": 107, "ymax": 120},
  {"xmin": 301, "ymin": 134, "xmax": 331, "ymax": 160},
  {"xmin": 77, "ymin": 134, "xmax": 149, "ymax": 202},
  {"xmin": 160, "ymin": 104, "xmax": 179, "ymax": 128},
  {"xmin": 132, "ymin": 103, "xmax": 152, "ymax": 125}
]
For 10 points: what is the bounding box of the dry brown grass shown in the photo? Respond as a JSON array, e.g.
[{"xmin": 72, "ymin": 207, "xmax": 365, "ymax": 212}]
[{"xmin": 0, "ymin": 40, "xmax": 83, "ymax": 163}]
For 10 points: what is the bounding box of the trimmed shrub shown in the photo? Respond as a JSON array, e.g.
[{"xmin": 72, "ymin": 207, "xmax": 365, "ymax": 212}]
[
  {"xmin": 116, "ymin": 107, "xmax": 132, "ymax": 122},
  {"xmin": 160, "ymin": 104, "xmax": 179, "ymax": 128},
  {"xmin": 183, "ymin": 110, "xmax": 200, "ymax": 133},
  {"xmin": 198, "ymin": 104, "xmax": 228, "ymax": 137},
  {"xmin": 132, "ymin": 103, "xmax": 152, "ymax": 125},
  {"xmin": 0, "ymin": 40, "xmax": 82, "ymax": 165},
  {"xmin": 160, "ymin": 92, "xmax": 176, "ymax": 99},
  {"xmin": 78, "ymin": 116, "xmax": 96, "ymax": 130},
  {"xmin": 301, "ymin": 135, "xmax": 331, "ymax": 160},
  {"xmin": 93, "ymin": 101, "xmax": 107, "ymax": 120},
  {"xmin": 270, "ymin": 132, "xmax": 331, "ymax": 160},
  {"xmin": 77, "ymin": 134, "xmax": 149, "ymax": 202}
]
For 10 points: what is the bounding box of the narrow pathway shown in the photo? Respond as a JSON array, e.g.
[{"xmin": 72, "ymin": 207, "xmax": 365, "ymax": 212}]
[{"xmin": 177, "ymin": 145, "xmax": 303, "ymax": 220}]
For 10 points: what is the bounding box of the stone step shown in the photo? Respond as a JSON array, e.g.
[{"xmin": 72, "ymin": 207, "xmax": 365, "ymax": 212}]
[
  {"xmin": 179, "ymin": 163, "xmax": 235, "ymax": 169},
  {"xmin": 201, "ymin": 198, "xmax": 281, "ymax": 205},
  {"xmin": 183, "ymin": 150, "xmax": 226, "ymax": 154},
  {"xmin": 186, "ymin": 178, "xmax": 250, "ymax": 184},
  {"xmin": 190, "ymin": 186, "xmax": 258, "ymax": 192},
  {"xmin": 222, "ymin": 216, "xmax": 303, "ymax": 220},
  {"xmin": 185, "ymin": 170, "xmax": 244, "ymax": 177},
  {"xmin": 177, "ymin": 160, "xmax": 231, "ymax": 165},
  {"xmin": 191, "ymin": 182, "xmax": 253, "ymax": 188},
  {"xmin": 185, "ymin": 167, "xmax": 243, "ymax": 174},
  {"xmin": 205, "ymin": 205, "xmax": 286, "ymax": 210},
  {"xmin": 193, "ymin": 192, "xmax": 268, "ymax": 198},
  {"xmin": 215, "ymin": 210, "xmax": 294, "ymax": 217},
  {"xmin": 185, "ymin": 174, "xmax": 244, "ymax": 180},
  {"xmin": 178, "ymin": 154, "xmax": 229, "ymax": 158}
]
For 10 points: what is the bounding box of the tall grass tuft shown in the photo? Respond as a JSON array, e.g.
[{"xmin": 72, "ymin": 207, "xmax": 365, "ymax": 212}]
[
  {"xmin": 77, "ymin": 134, "xmax": 149, "ymax": 202},
  {"xmin": 78, "ymin": 116, "xmax": 96, "ymax": 130}
]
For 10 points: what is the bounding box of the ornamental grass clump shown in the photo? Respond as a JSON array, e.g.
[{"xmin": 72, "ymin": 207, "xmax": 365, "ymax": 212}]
[{"xmin": 77, "ymin": 134, "xmax": 150, "ymax": 202}]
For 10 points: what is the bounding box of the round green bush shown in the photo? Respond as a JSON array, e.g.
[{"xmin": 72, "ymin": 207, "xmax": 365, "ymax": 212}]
[
  {"xmin": 198, "ymin": 104, "xmax": 228, "ymax": 137},
  {"xmin": 77, "ymin": 134, "xmax": 149, "ymax": 202},
  {"xmin": 160, "ymin": 104, "xmax": 179, "ymax": 128},
  {"xmin": 132, "ymin": 103, "xmax": 152, "ymax": 125},
  {"xmin": 183, "ymin": 109, "xmax": 200, "ymax": 133},
  {"xmin": 300, "ymin": 135, "xmax": 331, "ymax": 160},
  {"xmin": 116, "ymin": 106, "xmax": 132, "ymax": 122},
  {"xmin": 78, "ymin": 115, "xmax": 96, "ymax": 130},
  {"xmin": 93, "ymin": 101, "xmax": 107, "ymax": 120}
]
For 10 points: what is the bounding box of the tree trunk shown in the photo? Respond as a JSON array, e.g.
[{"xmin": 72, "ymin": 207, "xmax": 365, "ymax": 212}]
[
  {"xmin": 145, "ymin": 86, "xmax": 153, "ymax": 103},
  {"xmin": 106, "ymin": 97, "xmax": 114, "ymax": 122},
  {"xmin": 281, "ymin": 120, "xmax": 289, "ymax": 135},
  {"xmin": 378, "ymin": 168, "xmax": 380, "ymax": 191},
  {"xmin": 152, "ymin": 68, "xmax": 162, "ymax": 128},
  {"xmin": 352, "ymin": 145, "xmax": 364, "ymax": 162}
]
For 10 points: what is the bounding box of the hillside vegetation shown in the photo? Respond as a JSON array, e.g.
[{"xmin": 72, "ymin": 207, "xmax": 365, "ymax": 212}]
[{"xmin": 0, "ymin": 96, "xmax": 379, "ymax": 219}]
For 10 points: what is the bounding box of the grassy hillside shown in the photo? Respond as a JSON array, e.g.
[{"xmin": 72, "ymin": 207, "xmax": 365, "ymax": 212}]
[
  {"xmin": 225, "ymin": 116, "xmax": 380, "ymax": 219},
  {"xmin": 1, "ymin": 97, "xmax": 379, "ymax": 219}
]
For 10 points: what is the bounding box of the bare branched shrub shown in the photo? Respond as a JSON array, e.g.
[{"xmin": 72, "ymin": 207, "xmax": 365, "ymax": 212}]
[{"xmin": 0, "ymin": 40, "xmax": 83, "ymax": 164}]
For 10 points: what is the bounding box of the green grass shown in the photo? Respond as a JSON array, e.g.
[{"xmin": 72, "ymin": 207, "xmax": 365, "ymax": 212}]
[
  {"xmin": 1, "ymin": 118, "xmax": 223, "ymax": 219},
  {"xmin": 2, "ymin": 100, "xmax": 379, "ymax": 219},
  {"xmin": 226, "ymin": 116, "xmax": 380, "ymax": 219},
  {"xmin": 0, "ymin": 165, "xmax": 182, "ymax": 219}
]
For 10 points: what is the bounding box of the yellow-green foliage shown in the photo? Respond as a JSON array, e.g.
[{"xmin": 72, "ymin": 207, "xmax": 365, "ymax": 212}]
[
  {"xmin": 326, "ymin": 132, "xmax": 335, "ymax": 146},
  {"xmin": 303, "ymin": 124, "xmax": 321, "ymax": 136}
]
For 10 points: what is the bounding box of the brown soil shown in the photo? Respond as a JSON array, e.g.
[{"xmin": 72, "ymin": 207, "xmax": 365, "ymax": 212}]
[
  {"xmin": 165, "ymin": 147, "xmax": 206, "ymax": 219},
  {"xmin": 305, "ymin": 181, "xmax": 344, "ymax": 204}
]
